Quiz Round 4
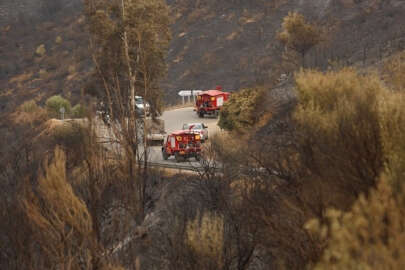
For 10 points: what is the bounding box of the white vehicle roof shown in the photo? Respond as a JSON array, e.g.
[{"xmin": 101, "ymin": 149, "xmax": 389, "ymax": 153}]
[{"xmin": 183, "ymin": 123, "xmax": 204, "ymax": 129}]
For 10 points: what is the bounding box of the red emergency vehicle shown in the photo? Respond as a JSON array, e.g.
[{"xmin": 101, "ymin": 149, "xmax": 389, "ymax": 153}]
[
  {"xmin": 162, "ymin": 130, "xmax": 202, "ymax": 162},
  {"xmin": 195, "ymin": 87, "xmax": 230, "ymax": 118}
]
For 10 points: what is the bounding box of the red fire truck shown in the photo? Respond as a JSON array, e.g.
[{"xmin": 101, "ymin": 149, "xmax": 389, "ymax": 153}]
[
  {"xmin": 161, "ymin": 130, "xmax": 202, "ymax": 162},
  {"xmin": 195, "ymin": 87, "xmax": 230, "ymax": 118}
]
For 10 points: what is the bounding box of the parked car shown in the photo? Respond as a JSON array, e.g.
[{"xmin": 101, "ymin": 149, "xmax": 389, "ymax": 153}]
[
  {"xmin": 182, "ymin": 123, "xmax": 209, "ymax": 141},
  {"xmin": 135, "ymin": 96, "xmax": 150, "ymax": 117}
]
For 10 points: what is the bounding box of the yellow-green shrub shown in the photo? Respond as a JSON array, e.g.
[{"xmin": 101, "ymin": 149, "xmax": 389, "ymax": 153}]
[
  {"xmin": 35, "ymin": 44, "xmax": 46, "ymax": 57},
  {"xmin": 294, "ymin": 68, "xmax": 386, "ymax": 192},
  {"xmin": 71, "ymin": 104, "xmax": 87, "ymax": 118},
  {"xmin": 306, "ymin": 175, "xmax": 405, "ymax": 270},
  {"xmin": 186, "ymin": 211, "xmax": 224, "ymax": 268},
  {"xmin": 278, "ymin": 12, "xmax": 322, "ymax": 66},
  {"xmin": 45, "ymin": 95, "xmax": 71, "ymax": 118},
  {"xmin": 379, "ymin": 92, "xmax": 405, "ymax": 189},
  {"xmin": 297, "ymin": 67, "xmax": 405, "ymax": 269},
  {"xmin": 218, "ymin": 87, "xmax": 264, "ymax": 131}
]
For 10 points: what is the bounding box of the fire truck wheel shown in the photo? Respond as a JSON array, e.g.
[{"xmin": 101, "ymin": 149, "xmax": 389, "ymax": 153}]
[
  {"xmin": 162, "ymin": 150, "xmax": 169, "ymax": 160},
  {"xmin": 175, "ymin": 152, "xmax": 184, "ymax": 162},
  {"xmin": 198, "ymin": 111, "xmax": 204, "ymax": 118}
]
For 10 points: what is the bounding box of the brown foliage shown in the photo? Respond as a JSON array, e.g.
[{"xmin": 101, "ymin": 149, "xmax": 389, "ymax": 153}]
[{"xmin": 23, "ymin": 147, "xmax": 94, "ymax": 269}]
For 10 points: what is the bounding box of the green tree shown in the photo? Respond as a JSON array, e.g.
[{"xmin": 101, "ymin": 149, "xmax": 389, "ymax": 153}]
[
  {"xmin": 278, "ymin": 12, "xmax": 322, "ymax": 67},
  {"xmin": 84, "ymin": 0, "xmax": 170, "ymax": 117},
  {"xmin": 84, "ymin": 0, "xmax": 170, "ymax": 219},
  {"xmin": 45, "ymin": 95, "xmax": 71, "ymax": 118}
]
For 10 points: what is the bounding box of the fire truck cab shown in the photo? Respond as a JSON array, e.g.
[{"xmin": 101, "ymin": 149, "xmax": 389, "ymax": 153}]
[
  {"xmin": 162, "ymin": 130, "xmax": 202, "ymax": 162},
  {"xmin": 195, "ymin": 89, "xmax": 230, "ymax": 118}
]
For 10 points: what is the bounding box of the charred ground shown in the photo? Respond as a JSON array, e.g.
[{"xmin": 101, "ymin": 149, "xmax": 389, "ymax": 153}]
[{"xmin": 1, "ymin": 0, "xmax": 405, "ymax": 116}]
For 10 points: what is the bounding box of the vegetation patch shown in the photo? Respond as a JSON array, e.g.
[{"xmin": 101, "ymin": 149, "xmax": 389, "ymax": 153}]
[
  {"xmin": 45, "ymin": 95, "xmax": 71, "ymax": 118},
  {"xmin": 218, "ymin": 87, "xmax": 265, "ymax": 131}
]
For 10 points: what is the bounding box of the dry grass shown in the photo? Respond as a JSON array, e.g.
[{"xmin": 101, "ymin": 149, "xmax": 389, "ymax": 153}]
[
  {"xmin": 383, "ymin": 50, "xmax": 405, "ymax": 91},
  {"xmin": 186, "ymin": 211, "xmax": 224, "ymax": 268},
  {"xmin": 23, "ymin": 147, "xmax": 93, "ymax": 268}
]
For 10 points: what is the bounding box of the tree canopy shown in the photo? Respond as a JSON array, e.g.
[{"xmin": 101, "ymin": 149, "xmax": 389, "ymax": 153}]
[
  {"xmin": 84, "ymin": 0, "xmax": 171, "ymax": 116},
  {"xmin": 278, "ymin": 12, "xmax": 322, "ymax": 66}
]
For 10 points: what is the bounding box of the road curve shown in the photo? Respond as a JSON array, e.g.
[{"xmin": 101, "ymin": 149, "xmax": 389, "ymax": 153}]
[
  {"xmin": 161, "ymin": 106, "xmax": 220, "ymax": 135},
  {"xmin": 94, "ymin": 106, "xmax": 221, "ymax": 169},
  {"xmin": 147, "ymin": 106, "xmax": 220, "ymax": 167}
]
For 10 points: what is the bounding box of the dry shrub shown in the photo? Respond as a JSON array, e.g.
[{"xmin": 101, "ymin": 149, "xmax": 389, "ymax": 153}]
[
  {"xmin": 379, "ymin": 92, "xmax": 405, "ymax": 189},
  {"xmin": 383, "ymin": 50, "xmax": 405, "ymax": 91},
  {"xmin": 278, "ymin": 12, "xmax": 322, "ymax": 66},
  {"xmin": 298, "ymin": 67, "xmax": 405, "ymax": 269},
  {"xmin": 39, "ymin": 119, "xmax": 91, "ymax": 167},
  {"xmin": 295, "ymin": 68, "xmax": 386, "ymax": 193},
  {"xmin": 186, "ymin": 211, "xmax": 224, "ymax": 269},
  {"xmin": 207, "ymin": 132, "xmax": 249, "ymax": 168},
  {"xmin": 35, "ymin": 44, "xmax": 46, "ymax": 57},
  {"xmin": 12, "ymin": 100, "xmax": 47, "ymax": 126},
  {"xmin": 23, "ymin": 147, "xmax": 93, "ymax": 269},
  {"xmin": 55, "ymin": 35, "xmax": 63, "ymax": 44},
  {"xmin": 306, "ymin": 176, "xmax": 405, "ymax": 270}
]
